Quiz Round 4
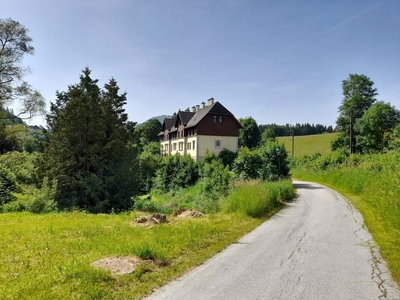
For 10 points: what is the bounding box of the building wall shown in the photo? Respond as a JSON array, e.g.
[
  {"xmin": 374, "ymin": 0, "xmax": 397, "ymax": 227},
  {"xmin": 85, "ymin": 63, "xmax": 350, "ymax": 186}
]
[
  {"xmin": 186, "ymin": 136, "xmax": 198, "ymax": 160},
  {"xmin": 196, "ymin": 114, "xmax": 240, "ymax": 136},
  {"xmin": 169, "ymin": 137, "xmax": 186, "ymax": 156},
  {"xmin": 197, "ymin": 135, "xmax": 238, "ymax": 160}
]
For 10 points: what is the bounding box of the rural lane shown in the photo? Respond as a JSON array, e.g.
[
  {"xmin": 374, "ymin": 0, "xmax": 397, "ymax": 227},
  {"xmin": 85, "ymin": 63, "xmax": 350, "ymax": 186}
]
[{"xmin": 145, "ymin": 181, "xmax": 400, "ymax": 300}]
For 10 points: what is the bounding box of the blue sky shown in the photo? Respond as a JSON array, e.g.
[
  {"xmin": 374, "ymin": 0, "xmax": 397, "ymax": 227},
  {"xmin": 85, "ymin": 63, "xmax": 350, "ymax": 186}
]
[{"xmin": 3, "ymin": 0, "xmax": 399, "ymax": 127}]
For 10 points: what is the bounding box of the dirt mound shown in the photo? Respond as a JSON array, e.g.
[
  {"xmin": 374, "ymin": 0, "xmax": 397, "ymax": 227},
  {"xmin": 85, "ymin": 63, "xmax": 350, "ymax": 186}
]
[
  {"xmin": 176, "ymin": 210, "xmax": 204, "ymax": 218},
  {"xmin": 135, "ymin": 213, "xmax": 168, "ymax": 225},
  {"xmin": 91, "ymin": 256, "xmax": 141, "ymax": 275}
]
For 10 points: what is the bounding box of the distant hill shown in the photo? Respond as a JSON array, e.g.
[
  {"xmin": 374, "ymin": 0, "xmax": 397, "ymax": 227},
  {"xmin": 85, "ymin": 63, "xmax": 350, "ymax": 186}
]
[{"xmin": 136, "ymin": 115, "xmax": 172, "ymax": 127}]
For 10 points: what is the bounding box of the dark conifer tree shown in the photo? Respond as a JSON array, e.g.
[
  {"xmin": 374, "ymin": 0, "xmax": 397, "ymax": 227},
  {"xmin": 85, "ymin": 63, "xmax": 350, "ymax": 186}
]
[{"xmin": 44, "ymin": 68, "xmax": 138, "ymax": 212}]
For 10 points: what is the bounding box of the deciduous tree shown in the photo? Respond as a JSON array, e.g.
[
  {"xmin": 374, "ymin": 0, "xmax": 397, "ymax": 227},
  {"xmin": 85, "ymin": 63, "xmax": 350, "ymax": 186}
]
[
  {"xmin": 355, "ymin": 101, "xmax": 399, "ymax": 153},
  {"xmin": 333, "ymin": 74, "xmax": 378, "ymax": 153},
  {"xmin": 239, "ymin": 116, "xmax": 261, "ymax": 149},
  {"xmin": 0, "ymin": 18, "xmax": 45, "ymax": 118}
]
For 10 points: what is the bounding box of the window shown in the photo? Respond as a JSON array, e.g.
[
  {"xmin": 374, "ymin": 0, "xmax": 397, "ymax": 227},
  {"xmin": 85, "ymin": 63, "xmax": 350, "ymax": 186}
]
[
  {"xmin": 165, "ymin": 144, "xmax": 169, "ymax": 151},
  {"xmin": 215, "ymin": 140, "xmax": 221, "ymax": 148},
  {"xmin": 173, "ymin": 143, "xmax": 177, "ymax": 151},
  {"xmin": 213, "ymin": 116, "xmax": 217, "ymax": 122},
  {"xmin": 192, "ymin": 141, "xmax": 196, "ymax": 149},
  {"xmin": 179, "ymin": 142, "xmax": 183, "ymax": 151},
  {"xmin": 219, "ymin": 116, "xmax": 223, "ymax": 122},
  {"xmin": 187, "ymin": 142, "xmax": 191, "ymax": 150}
]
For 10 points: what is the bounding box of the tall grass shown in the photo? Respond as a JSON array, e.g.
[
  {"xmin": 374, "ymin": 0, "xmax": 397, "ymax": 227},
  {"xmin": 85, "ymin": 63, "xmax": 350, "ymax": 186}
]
[
  {"xmin": 0, "ymin": 180, "xmax": 295, "ymax": 299},
  {"xmin": 222, "ymin": 180, "xmax": 295, "ymax": 217},
  {"xmin": 292, "ymin": 152, "xmax": 400, "ymax": 285}
]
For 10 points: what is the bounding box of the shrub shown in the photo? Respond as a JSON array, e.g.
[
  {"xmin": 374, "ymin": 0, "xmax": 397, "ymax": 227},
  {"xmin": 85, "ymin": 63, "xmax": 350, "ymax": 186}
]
[
  {"xmin": 218, "ymin": 149, "xmax": 237, "ymax": 169},
  {"xmin": 259, "ymin": 142, "xmax": 290, "ymax": 180},
  {"xmin": 0, "ymin": 165, "xmax": 16, "ymax": 205},
  {"xmin": 232, "ymin": 148, "xmax": 262, "ymax": 180},
  {"xmin": 154, "ymin": 155, "xmax": 199, "ymax": 192},
  {"xmin": 139, "ymin": 151, "xmax": 162, "ymax": 193}
]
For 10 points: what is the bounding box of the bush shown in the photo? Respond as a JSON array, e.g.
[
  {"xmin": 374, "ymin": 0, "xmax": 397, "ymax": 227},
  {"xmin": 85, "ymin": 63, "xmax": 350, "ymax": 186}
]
[
  {"xmin": 154, "ymin": 155, "xmax": 199, "ymax": 192},
  {"xmin": 0, "ymin": 151, "xmax": 41, "ymax": 186},
  {"xmin": 0, "ymin": 165, "xmax": 16, "ymax": 205},
  {"xmin": 232, "ymin": 148, "xmax": 263, "ymax": 180},
  {"xmin": 258, "ymin": 142, "xmax": 290, "ymax": 180},
  {"xmin": 139, "ymin": 151, "xmax": 162, "ymax": 193},
  {"xmin": 218, "ymin": 149, "xmax": 237, "ymax": 170}
]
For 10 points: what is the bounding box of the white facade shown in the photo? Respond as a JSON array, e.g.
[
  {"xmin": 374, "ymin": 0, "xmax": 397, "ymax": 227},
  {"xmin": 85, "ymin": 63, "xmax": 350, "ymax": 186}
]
[{"xmin": 161, "ymin": 135, "xmax": 238, "ymax": 161}]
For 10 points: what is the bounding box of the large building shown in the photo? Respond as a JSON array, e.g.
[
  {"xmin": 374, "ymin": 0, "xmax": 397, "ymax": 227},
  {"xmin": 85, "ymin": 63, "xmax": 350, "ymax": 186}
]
[{"xmin": 159, "ymin": 98, "xmax": 241, "ymax": 161}]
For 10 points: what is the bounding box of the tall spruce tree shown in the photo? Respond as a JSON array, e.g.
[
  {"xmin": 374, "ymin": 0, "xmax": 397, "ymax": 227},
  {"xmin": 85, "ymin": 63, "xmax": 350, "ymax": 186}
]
[{"xmin": 45, "ymin": 68, "xmax": 138, "ymax": 212}]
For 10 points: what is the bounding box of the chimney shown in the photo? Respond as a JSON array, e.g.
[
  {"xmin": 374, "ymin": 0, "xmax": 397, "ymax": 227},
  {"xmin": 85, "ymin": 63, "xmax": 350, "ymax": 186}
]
[
  {"xmin": 207, "ymin": 97, "xmax": 214, "ymax": 106},
  {"xmin": 191, "ymin": 106, "xmax": 196, "ymax": 112},
  {"xmin": 201, "ymin": 102, "xmax": 205, "ymax": 109},
  {"xmin": 196, "ymin": 104, "xmax": 200, "ymax": 111}
]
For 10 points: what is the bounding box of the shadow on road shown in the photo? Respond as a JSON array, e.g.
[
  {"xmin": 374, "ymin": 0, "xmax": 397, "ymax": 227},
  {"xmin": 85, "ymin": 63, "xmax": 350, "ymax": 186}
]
[{"xmin": 293, "ymin": 182, "xmax": 325, "ymax": 190}]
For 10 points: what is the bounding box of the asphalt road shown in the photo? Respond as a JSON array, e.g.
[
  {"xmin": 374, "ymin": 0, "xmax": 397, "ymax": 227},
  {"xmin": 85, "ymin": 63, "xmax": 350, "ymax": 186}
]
[{"xmin": 145, "ymin": 181, "xmax": 400, "ymax": 300}]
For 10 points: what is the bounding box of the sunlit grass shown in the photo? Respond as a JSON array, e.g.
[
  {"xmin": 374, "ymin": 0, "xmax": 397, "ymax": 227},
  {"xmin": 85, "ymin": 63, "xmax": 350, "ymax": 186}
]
[
  {"xmin": 0, "ymin": 180, "xmax": 295, "ymax": 299},
  {"xmin": 277, "ymin": 133, "xmax": 338, "ymax": 157}
]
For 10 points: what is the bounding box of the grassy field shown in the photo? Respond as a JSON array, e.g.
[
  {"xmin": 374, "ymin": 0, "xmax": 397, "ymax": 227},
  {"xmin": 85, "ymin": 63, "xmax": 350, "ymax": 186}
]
[
  {"xmin": 0, "ymin": 180, "xmax": 294, "ymax": 300},
  {"xmin": 277, "ymin": 133, "xmax": 338, "ymax": 157},
  {"xmin": 292, "ymin": 153, "xmax": 400, "ymax": 286}
]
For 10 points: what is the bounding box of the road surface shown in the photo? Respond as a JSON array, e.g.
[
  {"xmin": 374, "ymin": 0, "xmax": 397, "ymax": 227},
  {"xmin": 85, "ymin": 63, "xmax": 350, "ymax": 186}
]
[{"xmin": 146, "ymin": 181, "xmax": 400, "ymax": 300}]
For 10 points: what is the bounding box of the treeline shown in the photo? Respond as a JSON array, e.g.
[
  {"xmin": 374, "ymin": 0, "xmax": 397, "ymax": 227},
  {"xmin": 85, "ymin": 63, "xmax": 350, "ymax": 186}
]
[{"xmin": 259, "ymin": 123, "xmax": 334, "ymax": 137}]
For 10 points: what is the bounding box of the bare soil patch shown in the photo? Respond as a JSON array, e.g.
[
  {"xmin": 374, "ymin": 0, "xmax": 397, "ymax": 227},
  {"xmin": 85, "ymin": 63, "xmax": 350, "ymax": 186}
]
[{"xmin": 91, "ymin": 256, "xmax": 141, "ymax": 275}]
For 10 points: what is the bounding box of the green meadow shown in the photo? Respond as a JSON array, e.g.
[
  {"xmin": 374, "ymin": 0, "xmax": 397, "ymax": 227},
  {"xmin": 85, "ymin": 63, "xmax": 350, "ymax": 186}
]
[
  {"xmin": 277, "ymin": 133, "xmax": 338, "ymax": 157},
  {"xmin": 0, "ymin": 180, "xmax": 294, "ymax": 300}
]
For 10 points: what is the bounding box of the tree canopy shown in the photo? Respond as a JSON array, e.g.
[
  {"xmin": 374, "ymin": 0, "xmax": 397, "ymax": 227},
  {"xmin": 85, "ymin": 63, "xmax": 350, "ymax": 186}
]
[
  {"xmin": 44, "ymin": 68, "xmax": 138, "ymax": 212},
  {"xmin": 239, "ymin": 116, "xmax": 261, "ymax": 149},
  {"xmin": 355, "ymin": 101, "xmax": 399, "ymax": 153},
  {"xmin": 0, "ymin": 18, "xmax": 45, "ymax": 118},
  {"xmin": 333, "ymin": 74, "xmax": 378, "ymax": 153}
]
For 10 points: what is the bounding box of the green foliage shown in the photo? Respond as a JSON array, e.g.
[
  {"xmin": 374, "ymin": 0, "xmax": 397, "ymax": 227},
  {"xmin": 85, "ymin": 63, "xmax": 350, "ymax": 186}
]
[
  {"xmin": 233, "ymin": 143, "xmax": 290, "ymax": 181},
  {"xmin": 154, "ymin": 155, "xmax": 199, "ymax": 192},
  {"xmin": 389, "ymin": 123, "xmax": 400, "ymax": 150},
  {"xmin": 0, "ymin": 164, "xmax": 16, "ymax": 205},
  {"xmin": 258, "ymin": 142, "xmax": 290, "ymax": 180},
  {"xmin": 261, "ymin": 127, "xmax": 276, "ymax": 144},
  {"xmin": 136, "ymin": 119, "xmax": 162, "ymax": 146},
  {"xmin": 222, "ymin": 180, "xmax": 294, "ymax": 217},
  {"xmin": 199, "ymin": 159, "xmax": 231, "ymax": 200},
  {"xmin": 0, "ymin": 18, "xmax": 45, "ymax": 118},
  {"xmin": 44, "ymin": 68, "xmax": 138, "ymax": 213},
  {"xmin": 218, "ymin": 148, "xmax": 237, "ymax": 169},
  {"xmin": 0, "ymin": 151, "xmax": 40, "ymax": 186},
  {"xmin": 334, "ymin": 74, "xmax": 378, "ymax": 153},
  {"xmin": 355, "ymin": 101, "xmax": 400, "ymax": 153},
  {"xmin": 232, "ymin": 147, "xmax": 262, "ymax": 180},
  {"xmin": 133, "ymin": 195, "xmax": 170, "ymax": 214},
  {"xmin": 239, "ymin": 116, "xmax": 261, "ymax": 149},
  {"xmin": 139, "ymin": 146, "xmax": 162, "ymax": 193}
]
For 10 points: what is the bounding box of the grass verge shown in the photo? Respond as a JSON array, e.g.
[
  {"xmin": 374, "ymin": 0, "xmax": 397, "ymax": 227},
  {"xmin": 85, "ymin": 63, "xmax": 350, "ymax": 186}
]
[{"xmin": 0, "ymin": 180, "xmax": 294, "ymax": 299}]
